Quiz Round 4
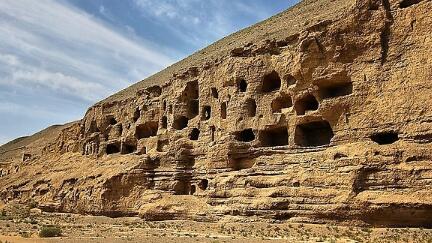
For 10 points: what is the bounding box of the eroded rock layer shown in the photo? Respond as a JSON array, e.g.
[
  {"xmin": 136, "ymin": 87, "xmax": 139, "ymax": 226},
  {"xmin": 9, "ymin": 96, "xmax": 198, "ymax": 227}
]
[{"xmin": 1, "ymin": 0, "xmax": 432, "ymax": 227}]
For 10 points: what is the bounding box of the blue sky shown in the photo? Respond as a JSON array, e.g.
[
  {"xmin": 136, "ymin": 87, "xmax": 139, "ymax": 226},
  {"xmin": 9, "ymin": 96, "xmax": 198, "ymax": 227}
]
[{"xmin": 0, "ymin": 0, "xmax": 297, "ymax": 145}]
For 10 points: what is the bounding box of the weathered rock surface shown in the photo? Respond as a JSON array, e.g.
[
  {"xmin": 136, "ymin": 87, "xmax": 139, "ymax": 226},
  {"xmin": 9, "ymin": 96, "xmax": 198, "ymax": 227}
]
[{"xmin": 1, "ymin": 0, "xmax": 432, "ymax": 227}]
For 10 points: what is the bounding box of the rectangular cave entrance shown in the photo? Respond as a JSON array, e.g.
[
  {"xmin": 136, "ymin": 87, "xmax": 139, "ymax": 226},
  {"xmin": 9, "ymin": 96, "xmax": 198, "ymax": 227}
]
[
  {"xmin": 180, "ymin": 80, "xmax": 199, "ymax": 119},
  {"xmin": 187, "ymin": 99, "xmax": 199, "ymax": 118},
  {"xmin": 173, "ymin": 116, "xmax": 189, "ymax": 130},
  {"xmin": 136, "ymin": 121, "xmax": 159, "ymax": 139},
  {"xmin": 237, "ymin": 78, "xmax": 247, "ymax": 92},
  {"xmin": 235, "ymin": 128, "xmax": 255, "ymax": 142},
  {"xmin": 174, "ymin": 179, "xmax": 195, "ymax": 195},
  {"xmin": 210, "ymin": 126, "xmax": 216, "ymax": 142},
  {"xmin": 106, "ymin": 142, "xmax": 120, "ymax": 154},
  {"xmin": 221, "ymin": 102, "xmax": 227, "ymax": 119},
  {"xmin": 121, "ymin": 141, "xmax": 137, "ymax": 154},
  {"xmin": 189, "ymin": 128, "xmax": 200, "ymax": 140},
  {"xmin": 161, "ymin": 116, "xmax": 168, "ymax": 129},
  {"xmin": 319, "ymin": 82, "xmax": 353, "ymax": 99},
  {"xmin": 201, "ymin": 105, "xmax": 211, "ymax": 120},
  {"xmin": 259, "ymin": 127, "xmax": 289, "ymax": 147},
  {"xmin": 262, "ymin": 71, "xmax": 281, "ymax": 92},
  {"xmin": 211, "ymin": 87, "xmax": 219, "ymax": 98},
  {"xmin": 271, "ymin": 94, "xmax": 292, "ymax": 113},
  {"xmin": 295, "ymin": 120, "xmax": 334, "ymax": 147},
  {"xmin": 183, "ymin": 80, "xmax": 199, "ymax": 100},
  {"xmin": 295, "ymin": 94, "xmax": 319, "ymax": 115}
]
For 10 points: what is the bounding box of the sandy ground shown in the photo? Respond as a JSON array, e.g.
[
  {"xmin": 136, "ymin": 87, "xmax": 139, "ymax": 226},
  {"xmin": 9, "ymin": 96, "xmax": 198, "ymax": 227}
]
[{"xmin": 0, "ymin": 207, "xmax": 432, "ymax": 243}]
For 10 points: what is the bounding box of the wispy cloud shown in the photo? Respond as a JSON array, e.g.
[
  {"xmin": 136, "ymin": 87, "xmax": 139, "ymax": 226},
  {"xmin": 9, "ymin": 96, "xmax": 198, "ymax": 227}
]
[
  {"xmin": 0, "ymin": 0, "xmax": 182, "ymax": 144},
  {"xmin": 0, "ymin": 54, "xmax": 20, "ymax": 66},
  {"xmin": 11, "ymin": 69, "xmax": 107, "ymax": 102},
  {"xmin": 133, "ymin": 0, "xmax": 273, "ymax": 48},
  {"xmin": 0, "ymin": 0, "xmax": 176, "ymax": 102}
]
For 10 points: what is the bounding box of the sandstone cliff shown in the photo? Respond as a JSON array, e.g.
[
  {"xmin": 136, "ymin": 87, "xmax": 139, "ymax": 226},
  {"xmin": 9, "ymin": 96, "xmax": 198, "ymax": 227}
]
[{"xmin": 1, "ymin": 0, "xmax": 432, "ymax": 227}]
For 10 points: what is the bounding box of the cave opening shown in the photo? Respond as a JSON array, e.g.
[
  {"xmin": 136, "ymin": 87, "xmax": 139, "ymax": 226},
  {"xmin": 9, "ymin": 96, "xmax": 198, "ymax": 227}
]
[
  {"xmin": 162, "ymin": 101, "xmax": 167, "ymax": 111},
  {"xmin": 221, "ymin": 102, "xmax": 227, "ymax": 119},
  {"xmin": 161, "ymin": 116, "xmax": 168, "ymax": 129},
  {"xmin": 262, "ymin": 71, "xmax": 281, "ymax": 92},
  {"xmin": 199, "ymin": 179, "xmax": 208, "ymax": 190},
  {"xmin": 295, "ymin": 121, "xmax": 334, "ymax": 147},
  {"xmin": 174, "ymin": 180, "xmax": 191, "ymax": 195},
  {"xmin": 133, "ymin": 108, "xmax": 140, "ymax": 122},
  {"xmin": 182, "ymin": 80, "xmax": 199, "ymax": 100},
  {"xmin": 370, "ymin": 131, "xmax": 399, "ymax": 145},
  {"xmin": 189, "ymin": 128, "xmax": 200, "ymax": 140},
  {"xmin": 121, "ymin": 142, "xmax": 136, "ymax": 154},
  {"xmin": 136, "ymin": 121, "xmax": 159, "ymax": 139},
  {"xmin": 295, "ymin": 94, "xmax": 319, "ymax": 115},
  {"xmin": 210, "ymin": 126, "xmax": 216, "ymax": 142},
  {"xmin": 88, "ymin": 120, "xmax": 100, "ymax": 133},
  {"xmin": 271, "ymin": 95, "xmax": 292, "ymax": 113},
  {"xmin": 173, "ymin": 116, "xmax": 189, "ymax": 130},
  {"xmin": 187, "ymin": 100, "xmax": 199, "ymax": 118},
  {"xmin": 399, "ymin": 0, "xmax": 421, "ymax": 8},
  {"xmin": 319, "ymin": 82, "xmax": 353, "ymax": 99},
  {"xmin": 190, "ymin": 185, "xmax": 196, "ymax": 195},
  {"xmin": 202, "ymin": 106, "xmax": 211, "ymax": 120},
  {"xmin": 259, "ymin": 127, "xmax": 289, "ymax": 147},
  {"xmin": 237, "ymin": 79, "xmax": 247, "ymax": 92},
  {"xmin": 235, "ymin": 129, "xmax": 255, "ymax": 142},
  {"xmin": 211, "ymin": 88, "xmax": 219, "ymax": 99},
  {"xmin": 107, "ymin": 116, "xmax": 117, "ymax": 125},
  {"xmin": 106, "ymin": 143, "xmax": 120, "ymax": 154},
  {"xmin": 147, "ymin": 85, "xmax": 162, "ymax": 98},
  {"xmin": 139, "ymin": 146, "xmax": 147, "ymax": 155}
]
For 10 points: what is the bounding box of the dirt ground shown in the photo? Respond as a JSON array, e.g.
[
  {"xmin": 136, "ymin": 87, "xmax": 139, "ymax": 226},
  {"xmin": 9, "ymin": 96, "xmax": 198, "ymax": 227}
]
[{"xmin": 0, "ymin": 204, "xmax": 431, "ymax": 243}]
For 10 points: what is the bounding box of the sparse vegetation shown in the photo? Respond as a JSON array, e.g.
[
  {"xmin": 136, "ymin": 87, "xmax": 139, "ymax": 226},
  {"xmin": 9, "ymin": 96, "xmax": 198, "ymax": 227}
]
[
  {"xmin": 39, "ymin": 225, "xmax": 62, "ymax": 237},
  {"xmin": 19, "ymin": 231, "xmax": 31, "ymax": 238},
  {"xmin": 27, "ymin": 200, "xmax": 38, "ymax": 209}
]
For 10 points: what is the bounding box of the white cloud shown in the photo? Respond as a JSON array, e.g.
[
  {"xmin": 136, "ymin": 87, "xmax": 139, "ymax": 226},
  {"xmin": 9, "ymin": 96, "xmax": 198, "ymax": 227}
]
[
  {"xmin": 132, "ymin": 0, "xmax": 273, "ymax": 49},
  {"xmin": 134, "ymin": 0, "xmax": 182, "ymax": 19},
  {"xmin": 0, "ymin": 54, "xmax": 20, "ymax": 66},
  {"xmin": 0, "ymin": 0, "xmax": 173, "ymax": 66},
  {"xmin": 11, "ymin": 69, "xmax": 107, "ymax": 102},
  {"xmin": 0, "ymin": 0, "xmax": 177, "ymax": 102}
]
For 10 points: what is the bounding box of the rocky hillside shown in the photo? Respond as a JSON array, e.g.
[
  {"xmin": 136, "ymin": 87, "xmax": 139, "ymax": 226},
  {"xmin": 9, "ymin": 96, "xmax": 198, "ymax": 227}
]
[{"xmin": 1, "ymin": 0, "xmax": 431, "ymax": 227}]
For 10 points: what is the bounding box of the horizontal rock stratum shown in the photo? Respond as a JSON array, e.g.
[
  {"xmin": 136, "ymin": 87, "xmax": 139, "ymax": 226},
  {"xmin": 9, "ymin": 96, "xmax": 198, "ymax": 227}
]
[{"xmin": 1, "ymin": 0, "xmax": 432, "ymax": 227}]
